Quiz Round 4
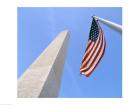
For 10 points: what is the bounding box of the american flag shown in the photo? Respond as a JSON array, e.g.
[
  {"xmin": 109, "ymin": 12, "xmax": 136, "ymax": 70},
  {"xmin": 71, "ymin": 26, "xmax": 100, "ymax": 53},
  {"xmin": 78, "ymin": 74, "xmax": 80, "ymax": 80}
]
[{"xmin": 80, "ymin": 17, "xmax": 106, "ymax": 77}]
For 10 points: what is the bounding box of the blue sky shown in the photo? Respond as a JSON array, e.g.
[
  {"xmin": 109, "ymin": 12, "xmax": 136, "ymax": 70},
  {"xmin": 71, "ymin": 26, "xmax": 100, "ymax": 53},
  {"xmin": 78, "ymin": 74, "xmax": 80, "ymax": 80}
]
[{"xmin": 18, "ymin": 7, "xmax": 122, "ymax": 98}]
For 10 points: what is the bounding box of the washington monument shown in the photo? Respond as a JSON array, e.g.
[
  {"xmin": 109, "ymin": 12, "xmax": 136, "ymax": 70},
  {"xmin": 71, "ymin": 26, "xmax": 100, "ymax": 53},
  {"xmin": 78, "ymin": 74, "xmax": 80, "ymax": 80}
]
[{"xmin": 18, "ymin": 30, "xmax": 69, "ymax": 98}]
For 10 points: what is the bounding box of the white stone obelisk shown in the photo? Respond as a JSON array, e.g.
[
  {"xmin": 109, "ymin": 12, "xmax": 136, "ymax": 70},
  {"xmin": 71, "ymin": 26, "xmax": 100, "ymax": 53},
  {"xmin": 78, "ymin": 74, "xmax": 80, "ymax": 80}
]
[{"xmin": 18, "ymin": 30, "xmax": 69, "ymax": 98}]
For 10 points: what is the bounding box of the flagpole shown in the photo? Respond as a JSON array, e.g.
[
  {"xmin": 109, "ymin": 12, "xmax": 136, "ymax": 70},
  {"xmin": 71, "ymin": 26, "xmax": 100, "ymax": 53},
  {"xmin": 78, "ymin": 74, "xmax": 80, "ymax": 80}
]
[{"xmin": 93, "ymin": 16, "xmax": 122, "ymax": 32}]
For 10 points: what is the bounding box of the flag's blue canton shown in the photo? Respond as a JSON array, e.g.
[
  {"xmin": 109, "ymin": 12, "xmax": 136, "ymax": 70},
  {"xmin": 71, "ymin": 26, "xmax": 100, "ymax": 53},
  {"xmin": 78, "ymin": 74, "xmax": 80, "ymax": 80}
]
[{"xmin": 89, "ymin": 18, "xmax": 99, "ymax": 42}]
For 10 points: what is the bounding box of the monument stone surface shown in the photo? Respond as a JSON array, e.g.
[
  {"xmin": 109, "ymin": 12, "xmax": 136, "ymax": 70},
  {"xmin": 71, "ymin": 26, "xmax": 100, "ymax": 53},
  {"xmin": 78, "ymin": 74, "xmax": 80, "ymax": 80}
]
[{"xmin": 18, "ymin": 30, "xmax": 69, "ymax": 98}]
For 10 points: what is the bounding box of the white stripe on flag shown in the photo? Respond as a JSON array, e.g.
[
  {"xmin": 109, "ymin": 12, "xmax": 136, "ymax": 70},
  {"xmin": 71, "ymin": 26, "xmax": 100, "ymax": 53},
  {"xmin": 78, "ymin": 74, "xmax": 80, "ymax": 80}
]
[
  {"xmin": 80, "ymin": 30, "xmax": 103, "ymax": 72},
  {"xmin": 84, "ymin": 33, "xmax": 105, "ymax": 76},
  {"xmin": 81, "ymin": 30, "xmax": 102, "ymax": 68},
  {"xmin": 82, "ymin": 42, "xmax": 94, "ymax": 59}
]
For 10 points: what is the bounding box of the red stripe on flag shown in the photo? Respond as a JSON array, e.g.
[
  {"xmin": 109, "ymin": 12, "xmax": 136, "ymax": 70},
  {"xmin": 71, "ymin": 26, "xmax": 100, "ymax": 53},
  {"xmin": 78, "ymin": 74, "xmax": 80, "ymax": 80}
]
[
  {"xmin": 85, "ymin": 37, "xmax": 106, "ymax": 77},
  {"xmin": 81, "ymin": 41, "xmax": 94, "ymax": 64},
  {"xmin": 80, "ymin": 33, "xmax": 102, "ymax": 70},
  {"xmin": 80, "ymin": 31, "xmax": 103, "ymax": 72}
]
